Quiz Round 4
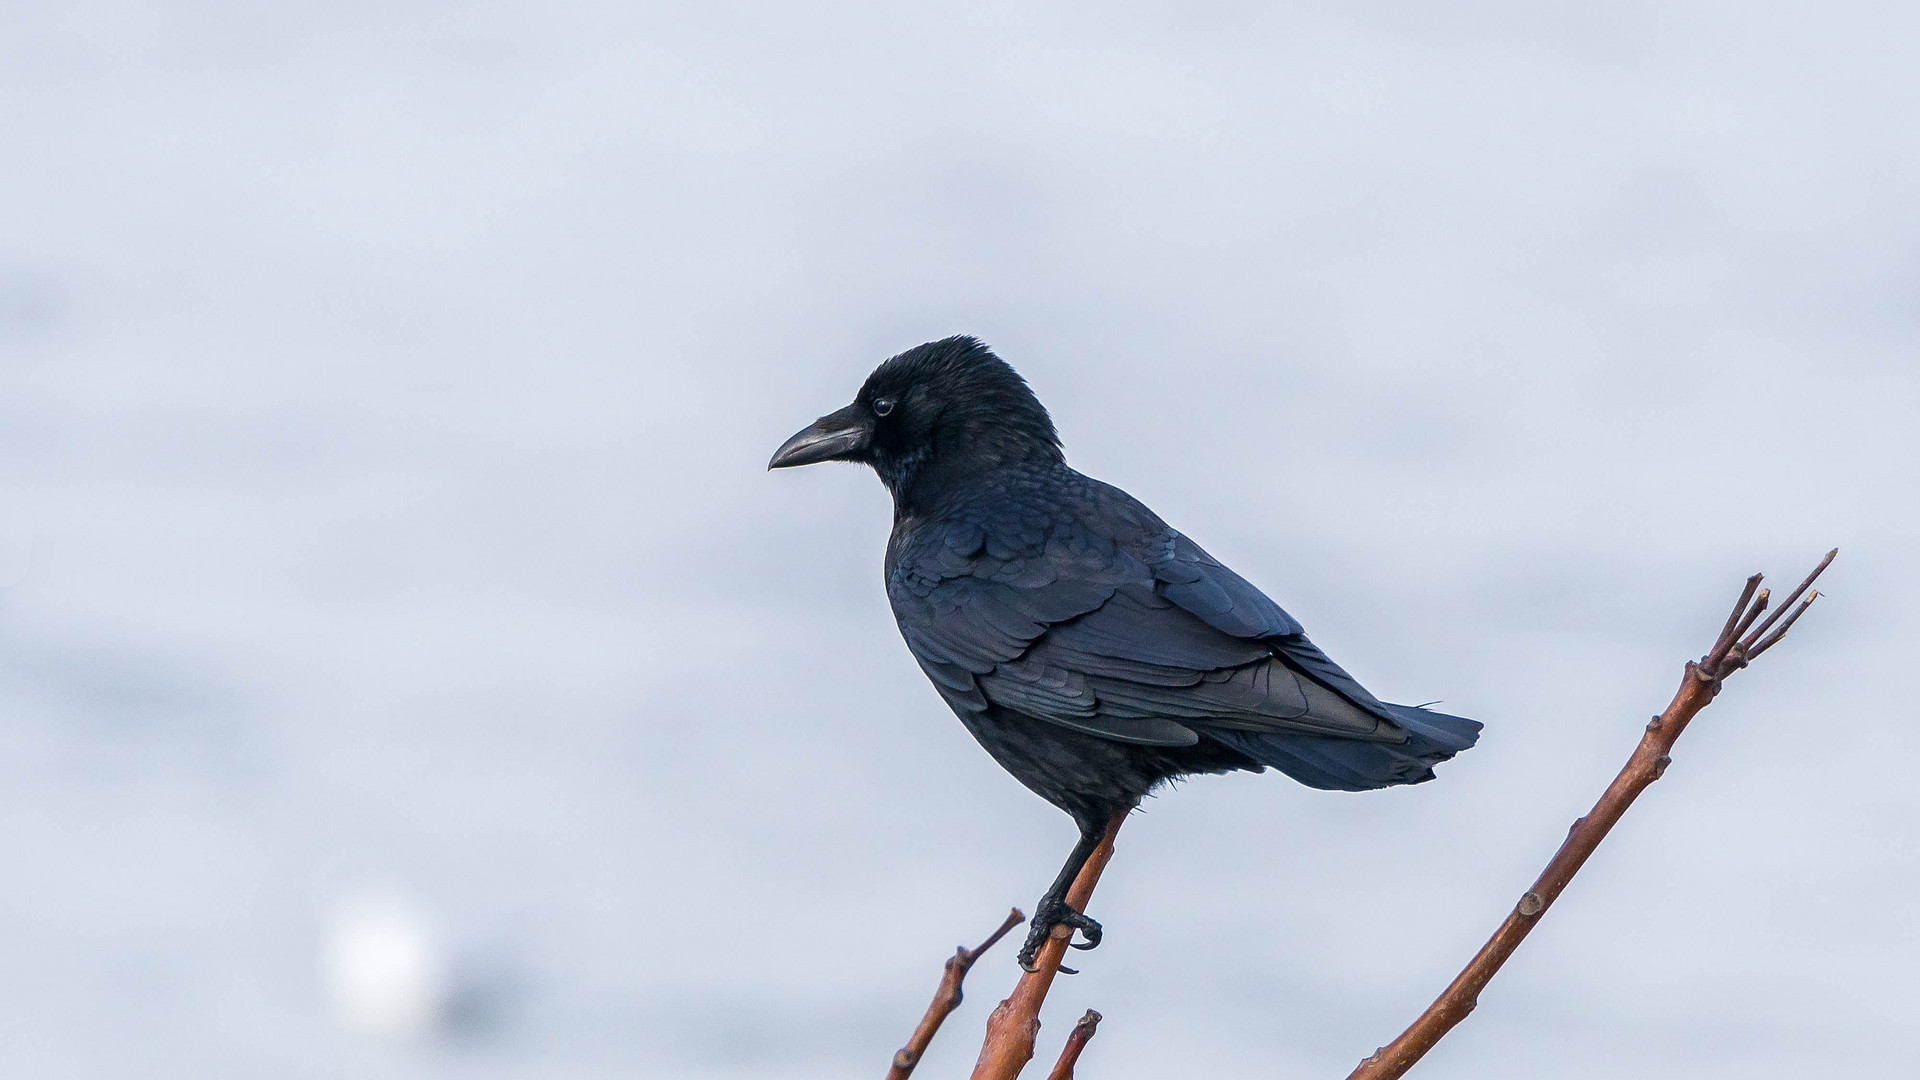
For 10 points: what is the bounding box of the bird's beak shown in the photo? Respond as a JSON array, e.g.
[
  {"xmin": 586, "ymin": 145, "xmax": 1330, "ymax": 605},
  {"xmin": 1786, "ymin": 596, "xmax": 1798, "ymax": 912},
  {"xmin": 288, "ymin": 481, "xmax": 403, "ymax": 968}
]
[{"xmin": 768, "ymin": 403, "xmax": 872, "ymax": 469}]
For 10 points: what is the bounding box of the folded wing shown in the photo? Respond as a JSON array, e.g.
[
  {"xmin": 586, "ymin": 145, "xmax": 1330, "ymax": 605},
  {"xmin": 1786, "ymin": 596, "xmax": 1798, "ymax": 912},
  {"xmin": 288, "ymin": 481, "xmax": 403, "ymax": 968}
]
[{"xmin": 890, "ymin": 496, "xmax": 1411, "ymax": 750}]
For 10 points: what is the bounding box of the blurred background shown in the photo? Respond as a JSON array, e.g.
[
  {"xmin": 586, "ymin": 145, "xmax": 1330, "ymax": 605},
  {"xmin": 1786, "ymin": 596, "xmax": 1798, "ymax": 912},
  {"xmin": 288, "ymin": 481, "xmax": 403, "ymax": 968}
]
[{"xmin": 1, "ymin": 2, "xmax": 1915, "ymax": 1077}]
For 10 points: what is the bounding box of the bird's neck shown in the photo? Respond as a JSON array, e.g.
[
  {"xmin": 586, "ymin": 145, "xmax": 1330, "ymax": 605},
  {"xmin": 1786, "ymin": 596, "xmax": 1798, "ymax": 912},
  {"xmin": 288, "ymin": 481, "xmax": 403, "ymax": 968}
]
[{"xmin": 882, "ymin": 447, "xmax": 1061, "ymax": 522}]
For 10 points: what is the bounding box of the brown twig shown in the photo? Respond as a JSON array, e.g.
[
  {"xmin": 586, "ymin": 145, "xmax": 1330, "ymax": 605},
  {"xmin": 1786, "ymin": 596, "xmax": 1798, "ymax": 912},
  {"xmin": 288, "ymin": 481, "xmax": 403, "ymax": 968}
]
[
  {"xmin": 1740, "ymin": 548, "xmax": 1834, "ymax": 655},
  {"xmin": 970, "ymin": 808, "xmax": 1128, "ymax": 1080},
  {"xmin": 1347, "ymin": 551, "xmax": 1836, "ymax": 1080},
  {"xmin": 1043, "ymin": 1010, "xmax": 1103, "ymax": 1080},
  {"xmin": 1704, "ymin": 572, "xmax": 1761, "ymax": 669},
  {"xmin": 886, "ymin": 907, "xmax": 1027, "ymax": 1079},
  {"xmin": 1747, "ymin": 589, "xmax": 1819, "ymax": 660}
]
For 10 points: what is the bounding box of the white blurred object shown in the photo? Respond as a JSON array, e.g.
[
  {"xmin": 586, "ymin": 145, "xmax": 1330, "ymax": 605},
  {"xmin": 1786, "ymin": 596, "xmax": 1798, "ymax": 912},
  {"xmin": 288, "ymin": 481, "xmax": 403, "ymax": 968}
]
[{"xmin": 322, "ymin": 888, "xmax": 447, "ymax": 1041}]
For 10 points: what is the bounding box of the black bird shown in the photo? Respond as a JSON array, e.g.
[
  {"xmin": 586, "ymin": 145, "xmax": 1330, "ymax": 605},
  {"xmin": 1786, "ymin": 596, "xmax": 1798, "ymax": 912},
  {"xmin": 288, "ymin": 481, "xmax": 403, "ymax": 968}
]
[{"xmin": 770, "ymin": 336, "xmax": 1480, "ymax": 968}]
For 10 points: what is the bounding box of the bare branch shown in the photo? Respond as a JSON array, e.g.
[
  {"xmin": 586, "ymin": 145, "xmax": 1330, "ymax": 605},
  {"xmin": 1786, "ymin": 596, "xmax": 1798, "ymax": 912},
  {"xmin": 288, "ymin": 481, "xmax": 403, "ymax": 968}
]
[
  {"xmin": 886, "ymin": 908, "xmax": 1026, "ymax": 1079},
  {"xmin": 1741, "ymin": 548, "xmax": 1835, "ymax": 653},
  {"xmin": 1720, "ymin": 586, "xmax": 1769, "ymax": 662},
  {"xmin": 1044, "ymin": 1010, "xmax": 1103, "ymax": 1080},
  {"xmin": 1747, "ymin": 590, "xmax": 1818, "ymax": 660},
  {"xmin": 1705, "ymin": 572, "xmax": 1762, "ymax": 667},
  {"xmin": 1346, "ymin": 551, "xmax": 1835, "ymax": 1080},
  {"xmin": 970, "ymin": 809, "xmax": 1128, "ymax": 1080}
]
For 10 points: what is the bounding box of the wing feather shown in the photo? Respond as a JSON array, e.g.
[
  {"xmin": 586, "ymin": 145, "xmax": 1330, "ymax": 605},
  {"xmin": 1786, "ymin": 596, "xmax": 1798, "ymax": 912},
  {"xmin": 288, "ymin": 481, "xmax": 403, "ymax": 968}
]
[{"xmin": 888, "ymin": 476, "xmax": 1408, "ymax": 747}]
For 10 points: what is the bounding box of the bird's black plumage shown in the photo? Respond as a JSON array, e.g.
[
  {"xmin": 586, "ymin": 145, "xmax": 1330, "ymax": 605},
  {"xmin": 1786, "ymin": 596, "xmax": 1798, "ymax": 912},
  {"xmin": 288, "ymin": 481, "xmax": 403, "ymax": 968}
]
[{"xmin": 771, "ymin": 336, "xmax": 1481, "ymax": 966}]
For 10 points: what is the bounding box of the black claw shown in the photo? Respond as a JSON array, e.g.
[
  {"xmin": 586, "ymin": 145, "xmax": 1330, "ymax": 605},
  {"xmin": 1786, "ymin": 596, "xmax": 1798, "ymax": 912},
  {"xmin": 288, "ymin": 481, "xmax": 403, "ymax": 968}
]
[
  {"xmin": 1058, "ymin": 910, "xmax": 1101, "ymax": 950},
  {"xmin": 1014, "ymin": 920, "xmax": 1052, "ymax": 971},
  {"xmin": 1018, "ymin": 956, "xmax": 1079, "ymax": 974},
  {"xmin": 1015, "ymin": 897, "xmax": 1103, "ymax": 970},
  {"xmin": 1067, "ymin": 915, "xmax": 1102, "ymax": 950}
]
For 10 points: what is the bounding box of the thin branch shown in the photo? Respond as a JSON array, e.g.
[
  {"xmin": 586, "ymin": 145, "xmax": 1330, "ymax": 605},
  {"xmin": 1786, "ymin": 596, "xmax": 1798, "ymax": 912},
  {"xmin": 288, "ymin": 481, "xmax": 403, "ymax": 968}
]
[
  {"xmin": 1044, "ymin": 1010, "xmax": 1103, "ymax": 1080},
  {"xmin": 1704, "ymin": 572, "xmax": 1762, "ymax": 669},
  {"xmin": 1720, "ymin": 586, "xmax": 1770, "ymax": 663},
  {"xmin": 1739, "ymin": 548, "xmax": 1835, "ymax": 655},
  {"xmin": 1346, "ymin": 552, "xmax": 1835, "ymax": 1080},
  {"xmin": 970, "ymin": 809, "xmax": 1128, "ymax": 1080},
  {"xmin": 1747, "ymin": 591, "xmax": 1818, "ymax": 660},
  {"xmin": 886, "ymin": 907, "xmax": 1027, "ymax": 1079}
]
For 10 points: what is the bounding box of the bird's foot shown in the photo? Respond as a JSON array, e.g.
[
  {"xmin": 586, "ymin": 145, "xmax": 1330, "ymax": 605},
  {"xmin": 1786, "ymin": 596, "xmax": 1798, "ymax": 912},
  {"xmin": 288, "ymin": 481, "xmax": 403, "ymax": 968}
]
[{"xmin": 1015, "ymin": 897, "xmax": 1102, "ymax": 972}]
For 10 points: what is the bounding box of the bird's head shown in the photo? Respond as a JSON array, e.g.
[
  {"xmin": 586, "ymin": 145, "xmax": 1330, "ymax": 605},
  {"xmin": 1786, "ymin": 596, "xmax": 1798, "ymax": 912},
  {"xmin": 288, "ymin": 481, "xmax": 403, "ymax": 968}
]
[{"xmin": 769, "ymin": 336, "xmax": 1062, "ymax": 509}]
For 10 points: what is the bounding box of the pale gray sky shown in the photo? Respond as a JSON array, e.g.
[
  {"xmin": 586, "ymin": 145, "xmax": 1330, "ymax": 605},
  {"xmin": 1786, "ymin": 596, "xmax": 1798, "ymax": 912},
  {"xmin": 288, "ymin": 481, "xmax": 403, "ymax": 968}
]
[{"xmin": 1, "ymin": 3, "xmax": 1915, "ymax": 1077}]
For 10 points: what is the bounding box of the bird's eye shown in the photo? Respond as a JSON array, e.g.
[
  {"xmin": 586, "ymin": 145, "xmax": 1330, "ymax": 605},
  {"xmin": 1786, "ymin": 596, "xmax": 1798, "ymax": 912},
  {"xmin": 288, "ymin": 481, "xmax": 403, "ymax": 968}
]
[{"xmin": 873, "ymin": 398, "xmax": 896, "ymax": 417}]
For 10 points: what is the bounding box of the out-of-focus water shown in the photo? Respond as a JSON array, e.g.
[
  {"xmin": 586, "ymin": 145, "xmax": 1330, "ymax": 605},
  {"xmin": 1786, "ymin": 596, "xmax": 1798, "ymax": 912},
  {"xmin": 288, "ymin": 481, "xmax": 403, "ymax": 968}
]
[{"xmin": 1, "ymin": 3, "xmax": 1914, "ymax": 1076}]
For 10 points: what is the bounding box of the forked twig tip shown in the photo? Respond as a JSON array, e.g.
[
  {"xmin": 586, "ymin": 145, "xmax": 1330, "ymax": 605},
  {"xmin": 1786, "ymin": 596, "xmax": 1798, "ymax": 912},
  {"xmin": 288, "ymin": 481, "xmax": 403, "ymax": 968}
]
[
  {"xmin": 1748, "ymin": 589, "xmax": 1822, "ymax": 659},
  {"xmin": 1739, "ymin": 550, "xmax": 1839, "ymax": 657}
]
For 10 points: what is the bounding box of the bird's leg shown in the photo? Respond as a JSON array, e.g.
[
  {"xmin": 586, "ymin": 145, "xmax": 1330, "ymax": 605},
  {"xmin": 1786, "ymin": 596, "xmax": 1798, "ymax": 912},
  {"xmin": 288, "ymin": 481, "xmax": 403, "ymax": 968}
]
[{"xmin": 1015, "ymin": 822, "xmax": 1106, "ymax": 972}]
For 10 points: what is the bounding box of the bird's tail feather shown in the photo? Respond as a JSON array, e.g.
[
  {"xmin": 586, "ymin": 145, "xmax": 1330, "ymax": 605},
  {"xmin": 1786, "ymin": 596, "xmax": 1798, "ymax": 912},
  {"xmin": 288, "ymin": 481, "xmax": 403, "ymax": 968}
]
[{"xmin": 1202, "ymin": 704, "xmax": 1481, "ymax": 792}]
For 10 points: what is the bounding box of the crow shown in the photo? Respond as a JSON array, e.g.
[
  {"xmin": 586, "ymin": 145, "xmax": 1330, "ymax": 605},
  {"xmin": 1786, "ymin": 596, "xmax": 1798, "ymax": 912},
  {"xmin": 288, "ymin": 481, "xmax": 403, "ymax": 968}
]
[{"xmin": 770, "ymin": 336, "xmax": 1481, "ymax": 969}]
